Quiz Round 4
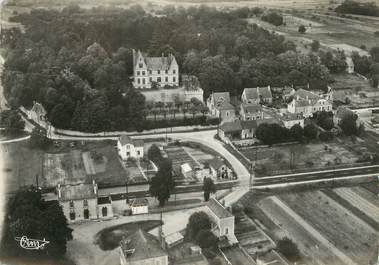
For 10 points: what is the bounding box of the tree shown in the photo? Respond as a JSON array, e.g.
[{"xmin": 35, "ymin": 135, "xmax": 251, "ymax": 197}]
[
  {"xmin": 304, "ymin": 123, "xmax": 318, "ymax": 139},
  {"xmin": 276, "ymin": 237, "xmax": 301, "ymax": 262},
  {"xmin": 0, "ymin": 187, "xmax": 73, "ymax": 259},
  {"xmin": 149, "ymin": 159, "xmax": 175, "ymax": 207},
  {"xmin": 261, "ymin": 12, "xmax": 284, "ymax": 26},
  {"xmin": 311, "ymin": 40, "xmax": 320, "ymax": 52},
  {"xmin": 370, "ymin": 46, "xmax": 379, "ymax": 62},
  {"xmin": 185, "ymin": 211, "xmax": 212, "ymax": 241},
  {"xmin": 203, "ymin": 177, "xmax": 216, "ymax": 201},
  {"xmin": 0, "ymin": 110, "xmax": 25, "ymax": 135},
  {"xmin": 195, "ymin": 229, "xmax": 219, "ymax": 249},
  {"xmin": 298, "ymin": 25, "xmax": 306, "ymax": 34},
  {"xmin": 30, "ymin": 128, "xmax": 51, "ymax": 149},
  {"xmin": 289, "ymin": 124, "xmax": 304, "ymax": 141},
  {"xmin": 315, "ymin": 111, "xmax": 334, "ymax": 130},
  {"xmin": 339, "ymin": 113, "xmax": 358, "ymax": 136}
]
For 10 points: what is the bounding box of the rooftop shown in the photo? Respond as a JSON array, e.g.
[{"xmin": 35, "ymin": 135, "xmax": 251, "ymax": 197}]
[
  {"xmin": 293, "ymin": 88, "xmax": 320, "ymax": 100},
  {"xmin": 207, "ymin": 198, "xmax": 233, "ymax": 219},
  {"xmin": 220, "ymin": 120, "xmax": 243, "ymax": 133},
  {"xmin": 118, "ymin": 135, "xmax": 144, "ymax": 147},
  {"xmin": 241, "ymin": 103, "xmax": 262, "ymax": 114},
  {"xmin": 243, "ymin": 86, "xmax": 272, "ymax": 100},
  {"xmin": 211, "ymin": 92, "xmax": 230, "ymax": 105},
  {"xmin": 131, "ymin": 198, "xmax": 148, "ymax": 207},
  {"xmin": 120, "ymin": 229, "xmax": 167, "ymax": 262},
  {"xmin": 58, "ymin": 183, "xmax": 97, "ymax": 201},
  {"xmin": 208, "ymin": 157, "xmax": 225, "ymax": 170}
]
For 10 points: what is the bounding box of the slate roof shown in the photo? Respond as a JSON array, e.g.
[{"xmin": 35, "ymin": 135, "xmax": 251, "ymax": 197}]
[
  {"xmin": 241, "ymin": 103, "xmax": 262, "ymax": 114},
  {"xmin": 118, "ymin": 135, "xmax": 144, "ymax": 147},
  {"xmin": 211, "ymin": 92, "xmax": 230, "ymax": 105},
  {"xmin": 59, "ymin": 183, "xmax": 96, "ymax": 201},
  {"xmin": 217, "ymin": 101, "xmax": 235, "ymax": 111},
  {"xmin": 145, "ymin": 57, "xmax": 171, "ymax": 70},
  {"xmin": 243, "ymin": 86, "xmax": 272, "ymax": 100},
  {"xmin": 208, "ymin": 157, "xmax": 225, "ymax": 170},
  {"xmin": 241, "ymin": 120, "xmax": 258, "ymax": 130},
  {"xmin": 120, "ymin": 229, "xmax": 167, "ymax": 262},
  {"xmin": 295, "ymin": 99, "xmax": 312, "ymax": 107},
  {"xmin": 207, "ymin": 198, "xmax": 233, "ymax": 219},
  {"xmin": 293, "ymin": 88, "xmax": 319, "ymax": 100},
  {"xmin": 219, "ymin": 120, "xmax": 243, "ymax": 133}
]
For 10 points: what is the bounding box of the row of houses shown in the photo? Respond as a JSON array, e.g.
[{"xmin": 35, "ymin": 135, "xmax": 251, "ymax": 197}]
[{"xmin": 207, "ymin": 86, "xmax": 333, "ymax": 143}]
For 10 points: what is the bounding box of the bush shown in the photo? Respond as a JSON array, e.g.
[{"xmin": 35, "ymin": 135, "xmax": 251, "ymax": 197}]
[
  {"xmin": 276, "ymin": 237, "xmax": 301, "ymax": 262},
  {"xmin": 319, "ymin": 131, "xmax": 334, "ymax": 141},
  {"xmin": 298, "ymin": 25, "xmax": 306, "ymax": 34},
  {"xmin": 261, "ymin": 12, "xmax": 284, "ymax": 26}
]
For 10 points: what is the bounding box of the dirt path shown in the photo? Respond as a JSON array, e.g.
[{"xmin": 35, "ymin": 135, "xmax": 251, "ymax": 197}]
[{"xmin": 270, "ymin": 196, "xmax": 358, "ymax": 265}]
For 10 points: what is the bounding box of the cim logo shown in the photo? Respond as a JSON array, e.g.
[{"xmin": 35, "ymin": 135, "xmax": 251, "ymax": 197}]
[{"xmin": 15, "ymin": 236, "xmax": 50, "ymax": 250}]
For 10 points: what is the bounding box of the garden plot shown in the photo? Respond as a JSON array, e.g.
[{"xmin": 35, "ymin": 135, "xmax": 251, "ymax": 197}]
[
  {"xmin": 165, "ymin": 146, "xmax": 198, "ymax": 169},
  {"xmin": 279, "ymin": 191, "xmax": 378, "ymax": 265},
  {"xmin": 182, "ymin": 146, "xmax": 214, "ymax": 164},
  {"xmin": 82, "ymin": 151, "xmax": 107, "ymax": 175},
  {"xmin": 240, "ymin": 142, "xmax": 358, "ymax": 174},
  {"xmin": 123, "ymin": 159, "xmax": 148, "ymax": 184},
  {"xmin": 43, "ymin": 150, "xmax": 86, "ymax": 187}
]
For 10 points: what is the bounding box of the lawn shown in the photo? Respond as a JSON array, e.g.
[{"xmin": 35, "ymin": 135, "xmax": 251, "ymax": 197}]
[
  {"xmin": 239, "ymin": 142, "xmax": 359, "ymax": 175},
  {"xmin": 94, "ymin": 220, "xmax": 162, "ymax": 251}
]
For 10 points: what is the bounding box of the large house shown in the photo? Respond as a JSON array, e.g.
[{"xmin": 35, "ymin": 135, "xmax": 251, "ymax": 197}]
[
  {"xmin": 287, "ymin": 89, "xmax": 332, "ymax": 118},
  {"xmin": 117, "ymin": 135, "xmax": 144, "ymax": 160},
  {"xmin": 241, "ymin": 86, "xmax": 273, "ymax": 105},
  {"xmin": 207, "ymin": 92, "xmax": 235, "ymax": 122},
  {"xmin": 57, "ymin": 181, "xmax": 113, "ymax": 223},
  {"xmin": 218, "ymin": 118, "xmax": 281, "ymax": 143},
  {"xmin": 119, "ymin": 229, "xmax": 168, "ymax": 265},
  {"xmin": 240, "ymin": 103, "xmax": 264, "ymax": 121},
  {"xmin": 205, "ymin": 198, "xmax": 237, "ymax": 244},
  {"xmin": 132, "ymin": 49, "xmax": 179, "ymax": 89}
]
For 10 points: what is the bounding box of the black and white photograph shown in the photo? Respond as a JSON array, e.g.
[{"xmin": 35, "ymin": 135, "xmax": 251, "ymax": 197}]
[{"xmin": 0, "ymin": 0, "xmax": 378, "ymax": 264}]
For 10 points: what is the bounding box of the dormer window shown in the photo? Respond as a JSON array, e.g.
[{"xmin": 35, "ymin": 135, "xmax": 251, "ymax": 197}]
[
  {"xmin": 139, "ymin": 63, "xmax": 143, "ymax": 68},
  {"xmin": 173, "ymin": 69, "xmax": 176, "ymax": 74},
  {"xmin": 69, "ymin": 200, "xmax": 74, "ymax": 208},
  {"xmin": 158, "ymin": 70, "xmax": 161, "ymax": 74},
  {"xmin": 165, "ymin": 70, "xmax": 168, "ymax": 74},
  {"xmin": 83, "ymin": 199, "xmax": 88, "ymax": 207}
]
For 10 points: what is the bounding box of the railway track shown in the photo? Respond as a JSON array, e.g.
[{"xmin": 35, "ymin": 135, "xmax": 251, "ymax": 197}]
[{"xmin": 253, "ymin": 165, "xmax": 379, "ymax": 186}]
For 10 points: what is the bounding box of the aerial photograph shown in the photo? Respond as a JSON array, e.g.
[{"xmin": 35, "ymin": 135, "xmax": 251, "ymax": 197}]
[{"xmin": 0, "ymin": 0, "xmax": 378, "ymax": 264}]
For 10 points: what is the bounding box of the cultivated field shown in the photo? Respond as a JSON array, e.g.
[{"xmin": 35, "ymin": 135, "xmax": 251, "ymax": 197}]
[
  {"xmin": 278, "ymin": 190, "xmax": 378, "ymax": 265},
  {"xmin": 240, "ymin": 141, "xmax": 359, "ymax": 175}
]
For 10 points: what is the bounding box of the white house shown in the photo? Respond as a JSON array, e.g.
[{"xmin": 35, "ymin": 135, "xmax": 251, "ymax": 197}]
[
  {"xmin": 117, "ymin": 135, "xmax": 144, "ymax": 160},
  {"xmin": 57, "ymin": 181, "xmax": 114, "ymax": 223},
  {"xmin": 205, "ymin": 198, "xmax": 237, "ymax": 244},
  {"xmin": 279, "ymin": 113, "xmax": 304, "ymax": 128},
  {"xmin": 207, "ymin": 92, "xmax": 235, "ymax": 122},
  {"xmin": 132, "ymin": 49, "xmax": 179, "ymax": 89},
  {"xmin": 130, "ymin": 198, "xmax": 149, "ymax": 215},
  {"xmin": 287, "ymin": 89, "xmax": 332, "ymax": 118}
]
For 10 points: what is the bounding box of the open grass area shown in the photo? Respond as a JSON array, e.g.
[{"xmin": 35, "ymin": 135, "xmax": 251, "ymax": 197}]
[
  {"xmin": 1, "ymin": 141, "xmax": 43, "ymax": 193},
  {"xmin": 94, "ymin": 220, "xmax": 162, "ymax": 251}
]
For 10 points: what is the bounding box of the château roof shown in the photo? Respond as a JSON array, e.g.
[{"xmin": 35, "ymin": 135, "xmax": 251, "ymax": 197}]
[
  {"xmin": 120, "ymin": 229, "xmax": 167, "ymax": 262},
  {"xmin": 293, "ymin": 88, "xmax": 319, "ymax": 100},
  {"xmin": 211, "ymin": 92, "xmax": 230, "ymax": 105},
  {"xmin": 134, "ymin": 49, "xmax": 177, "ymax": 71}
]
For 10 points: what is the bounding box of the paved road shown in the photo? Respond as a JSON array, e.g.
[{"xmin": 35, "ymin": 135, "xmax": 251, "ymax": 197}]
[{"xmin": 0, "ymin": 135, "xmax": 31, "ymax": 144}]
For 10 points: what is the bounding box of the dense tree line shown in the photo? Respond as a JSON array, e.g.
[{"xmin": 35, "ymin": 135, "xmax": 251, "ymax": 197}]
[
  {"xmin": 335, "ymin": 0, "xmax": 379, "ymax": 17},
  {"xmin": 0, "ymin": 187, "xmax": 73, "ymax": 260},
  {"xmin": 351, "ymin": 47, "xmax": 379, "ymax": 87},
  {"xmin": 2, "ymin": 5, "xmax": 335, "ymax": 131}
]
